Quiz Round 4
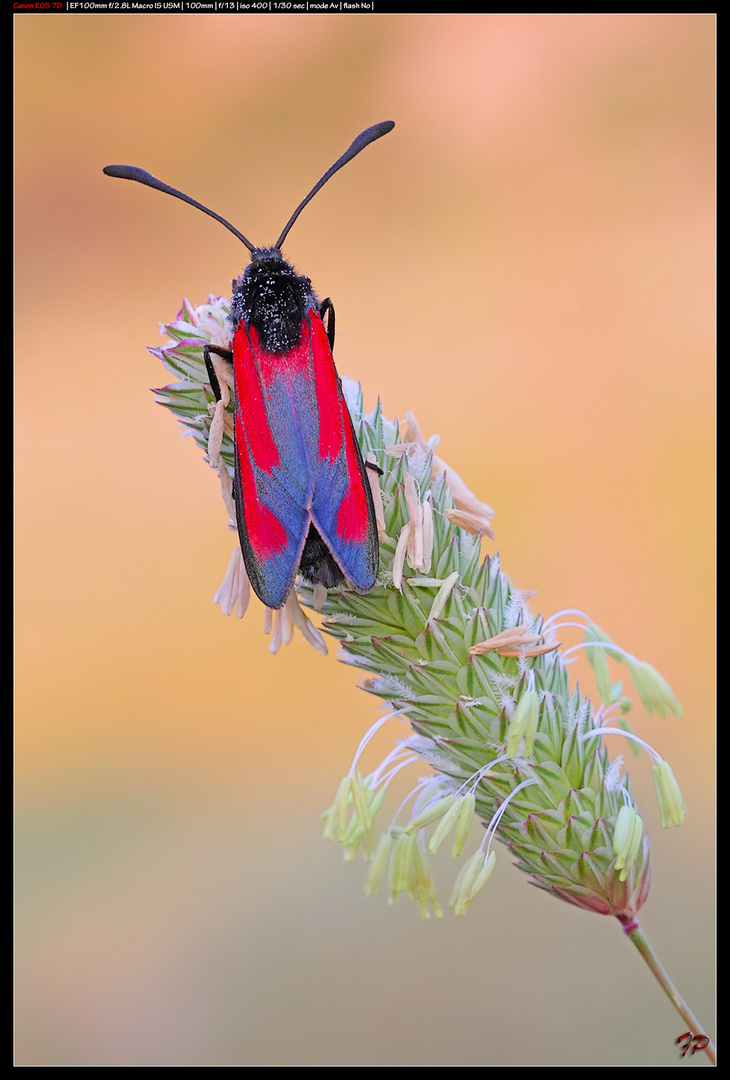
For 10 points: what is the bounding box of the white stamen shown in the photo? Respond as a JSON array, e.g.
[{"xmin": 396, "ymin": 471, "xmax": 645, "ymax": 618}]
[
  {"xmin": 482, "ymin": 777, "xmax": 538, "ymax": 856},
  {"xmin": 392, "ymin": 524, "xmax": 411, "ymax": 591},
  {"xmin": 542, "ymin": 608, "xmax": 591, "ymax": 631},
  {"xmin": 561, "ymin": 641, "xmax": 635, "ymax": 664},
  {"xmin": 428, "ymin": 571, "xmax": 460, "ymax": 622},
  {"xmin": 218, "ymin": 463, "xmax": 236, "ymax": 523},
  {"xmin": 207, "ymin": 399, "xmax": 226, "ymax": 468},
  {"xmin": 582, "ymin": 725, "xmax": 660, "ymax": 763},
  {"xmin": 348, "ymin": 708, "xmax": 410, "ymax": 777},
  {"xmin": 213, "ymin": 546, "xmax": 251, "ymax": 619},
  {"xmin": 366, "ymin": 453, "xmax": 387, "ymax": 535}
]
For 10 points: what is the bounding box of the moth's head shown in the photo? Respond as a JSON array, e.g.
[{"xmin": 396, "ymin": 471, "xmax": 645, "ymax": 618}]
[{"xmin": 251, "ymin": 246, "xmax": 285, "ymax": 265}]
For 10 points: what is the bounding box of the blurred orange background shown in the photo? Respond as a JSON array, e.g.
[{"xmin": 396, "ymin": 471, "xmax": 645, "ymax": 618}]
[{"xmin": 15, "ymin": 13, "xmax": 714, "ymax": 1066}]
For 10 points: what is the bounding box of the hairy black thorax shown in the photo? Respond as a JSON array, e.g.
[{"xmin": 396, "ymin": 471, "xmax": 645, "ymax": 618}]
[{"xmin": 230, "ymin": 247, "xmax": 318, "ymax": 355}]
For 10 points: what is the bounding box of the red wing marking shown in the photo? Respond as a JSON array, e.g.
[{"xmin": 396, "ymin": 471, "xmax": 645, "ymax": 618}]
[
  {"xmin": 309, "ymin": 315, "xmax": 344, "ymax": 464},
  {"xmin": 232, "ymin": 325, "xmax": 280, "ymax": 474},
  {"xmin": 335, "ymin": 395, "xmax": 369, "ymax": 542},
  {"xmin": 234, "ymin": 411, "xmax": 288, "ymax": 560}
]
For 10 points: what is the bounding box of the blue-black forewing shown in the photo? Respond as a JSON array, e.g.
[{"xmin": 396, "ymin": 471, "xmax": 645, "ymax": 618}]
[{"xmin": 232, "ymin": 309, "xmax": 378, "ymax": 609}]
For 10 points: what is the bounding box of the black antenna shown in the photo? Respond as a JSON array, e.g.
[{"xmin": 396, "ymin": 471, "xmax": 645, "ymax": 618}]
[
  {"xmin": 275, "ymin": 121, "xmax": 395, "ymax": 250},
  {"xmin": 102, "ymin": 164, "xmax": 256, "ymax": 253},
  {"xmin": 103, "ymin": 121, "xmax": 395, "ymax": 255}
]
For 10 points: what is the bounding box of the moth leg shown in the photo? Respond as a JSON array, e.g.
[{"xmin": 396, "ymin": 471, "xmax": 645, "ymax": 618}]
[
  {"xmin": 203, "ymin": 344, "xmax": 233, "ymax": 403},
  {"xmin": 365, "ymin": 459, "xmax": 384, "ymax": 477},
  {"xmin": 203, "ymin": 344, "xmax": 234, "ymax": 471},
  {"xmin": 319, "ymin": 298, "xmax": 335, "ymax": 352}
]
